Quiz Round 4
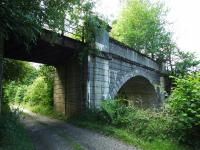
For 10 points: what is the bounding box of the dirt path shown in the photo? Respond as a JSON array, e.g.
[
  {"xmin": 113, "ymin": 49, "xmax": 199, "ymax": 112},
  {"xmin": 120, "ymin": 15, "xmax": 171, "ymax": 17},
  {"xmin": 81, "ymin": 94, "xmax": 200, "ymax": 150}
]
[{"xmin": 19, "ymin": 108, "xmax": 139, "ymax": 150}]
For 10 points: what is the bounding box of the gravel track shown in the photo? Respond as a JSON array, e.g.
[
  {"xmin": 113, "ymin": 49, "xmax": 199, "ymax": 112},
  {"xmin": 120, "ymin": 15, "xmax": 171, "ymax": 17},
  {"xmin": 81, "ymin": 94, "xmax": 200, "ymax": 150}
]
[{"xmin": 20, "ymin": 109, "xmax": 139, "ymax": 150}]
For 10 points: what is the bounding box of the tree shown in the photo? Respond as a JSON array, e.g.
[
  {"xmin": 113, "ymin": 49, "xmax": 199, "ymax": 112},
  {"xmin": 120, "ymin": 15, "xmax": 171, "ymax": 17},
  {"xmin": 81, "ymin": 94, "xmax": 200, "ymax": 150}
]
[
  {"xmin": 3, "ymin": 59, "xmax": 37, "ymax": 84},
  {"xmin": 111, "ymin": 0, "xmax": 174, "ymax": 62},
  {"xmin": 0, "ymin": 0, "xmax": 94, "ymax": 46},
  {"xmin": 168, "ymin": 72, "xmax": 200, "ymax": 145},
  {"xmin": 111, "ymin": 0, "xmax": 200, "ymax": 77},
  {"xmin": 173, "ymin": 51, "xmax": 200, "ymax": 76},
  {"xmin": 2, "ymin": 60, "xmax": 37, "ymax": 104},
  {"xmin": 24, "ymin": 76, "xmax": 50, "ymax": 106},
  {"xmin": 0, "ymin": 0, "xmax": 94, "ymax": 114},
  {"xmin": 38, "ymin": 65, "xmax": 55, "ymax": 104}
]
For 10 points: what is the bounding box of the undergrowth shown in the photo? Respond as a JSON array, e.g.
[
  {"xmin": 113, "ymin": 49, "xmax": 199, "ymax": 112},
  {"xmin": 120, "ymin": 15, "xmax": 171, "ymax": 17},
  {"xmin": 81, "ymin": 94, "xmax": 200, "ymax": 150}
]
[
  {"xmin": 21, "ymin": 103, "xmax": 67, "ymax": 121},
  {"xmin": 0, "ymin": 106, "xmax": 34, "ymax": 150},
  {"xmin": 69, "ymin": 100, "xmax": 194, "ymax": 150}
]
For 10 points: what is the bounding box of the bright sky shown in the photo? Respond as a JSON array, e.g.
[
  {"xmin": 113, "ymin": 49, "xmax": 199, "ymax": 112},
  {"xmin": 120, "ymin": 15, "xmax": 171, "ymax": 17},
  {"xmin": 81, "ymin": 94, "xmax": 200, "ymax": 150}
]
[{"xmin": 94, "ymin": 0, "xmax": 200, "ymax": 57}]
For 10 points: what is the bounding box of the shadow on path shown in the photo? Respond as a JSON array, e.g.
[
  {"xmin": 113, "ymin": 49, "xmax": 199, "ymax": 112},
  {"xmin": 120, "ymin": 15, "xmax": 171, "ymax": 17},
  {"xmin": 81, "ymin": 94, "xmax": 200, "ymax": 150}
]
[{"xmin": 19, "ymin": 107, "xmax": 138, "ymax": 150}]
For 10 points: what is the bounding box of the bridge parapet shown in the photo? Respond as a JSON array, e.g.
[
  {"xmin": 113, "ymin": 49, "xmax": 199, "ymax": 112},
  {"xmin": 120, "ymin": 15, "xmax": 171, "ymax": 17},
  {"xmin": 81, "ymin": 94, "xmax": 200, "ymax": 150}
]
[
  {"xmin": 109, "ymin": 39, "xmax": 161, "ymax": 72},
  {"xmin": 94, "ymin": 26, "xmax": 163, "ymax": 73}
]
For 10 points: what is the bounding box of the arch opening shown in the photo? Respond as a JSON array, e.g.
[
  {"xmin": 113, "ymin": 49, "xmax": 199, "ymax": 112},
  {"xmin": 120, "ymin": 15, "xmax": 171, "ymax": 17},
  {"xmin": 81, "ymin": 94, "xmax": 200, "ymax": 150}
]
[{"xmin": 116, "ymin": 76, "xmax": 158, "ymax": 108}]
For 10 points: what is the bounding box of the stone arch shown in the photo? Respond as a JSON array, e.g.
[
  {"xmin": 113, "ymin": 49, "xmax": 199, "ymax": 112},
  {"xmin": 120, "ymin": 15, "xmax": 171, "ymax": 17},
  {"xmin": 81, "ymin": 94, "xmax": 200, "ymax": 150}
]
[{"xmin": 110, "ymin": 71, "xmax": 159, "ymax": 108}]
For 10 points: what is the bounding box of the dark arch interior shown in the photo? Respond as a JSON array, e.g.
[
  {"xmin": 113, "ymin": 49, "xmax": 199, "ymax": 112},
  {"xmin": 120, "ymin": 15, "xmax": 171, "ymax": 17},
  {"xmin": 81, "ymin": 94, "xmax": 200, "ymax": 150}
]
[{"xmin": 116, "ymin": 76, "xmax": 159, "ymax": 108}]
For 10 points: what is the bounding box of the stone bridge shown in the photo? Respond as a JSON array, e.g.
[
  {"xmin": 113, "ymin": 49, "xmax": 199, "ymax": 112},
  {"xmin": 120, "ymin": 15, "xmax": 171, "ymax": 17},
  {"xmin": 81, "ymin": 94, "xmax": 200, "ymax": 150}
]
[{"xmin": 4, "ymin": 29, "xmax": 166, "ymax": 117}]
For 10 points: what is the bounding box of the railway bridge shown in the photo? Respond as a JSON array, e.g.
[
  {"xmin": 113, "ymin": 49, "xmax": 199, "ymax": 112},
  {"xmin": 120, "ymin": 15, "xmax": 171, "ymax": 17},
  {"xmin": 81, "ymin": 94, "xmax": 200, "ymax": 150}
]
[{"xmin": 4, "ymin": 27, "xmax": 166, "ymax": 116}]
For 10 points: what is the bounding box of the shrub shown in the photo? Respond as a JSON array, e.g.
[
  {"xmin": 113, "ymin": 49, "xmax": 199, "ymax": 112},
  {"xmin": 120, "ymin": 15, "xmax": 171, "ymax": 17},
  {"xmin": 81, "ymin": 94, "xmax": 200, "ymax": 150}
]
[
  {"xmin": 130, "ymin": 108, "xmax": 174, "ymax": 140},
  {"xmin": 3, "ymin": 81, "xmax": 18, "ymax": 103},
  {"xmin": 24, "ymin": 76, "xmax": 52, "ymax": 106},
  {"xmin": 100, "ymin": 100, "xmax": 135, "ymax": 127},
  {"xmin": 168, "ymin": 73, "xmax": 200, "ymax": 145},
  {"xmin": 15, "ymin": 85, "xmax": 27, "ymax": 103},
  {"xmin": 99, "ymin": 100, "xmax": 174, "ymax": 140}
]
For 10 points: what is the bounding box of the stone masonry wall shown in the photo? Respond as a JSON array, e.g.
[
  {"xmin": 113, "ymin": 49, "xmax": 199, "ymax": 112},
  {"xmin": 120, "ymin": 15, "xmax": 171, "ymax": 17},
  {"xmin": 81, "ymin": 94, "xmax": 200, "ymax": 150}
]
[
  {"xmin": 54, "ymin": 28, "xmax": 165, "ymax": 114},
  {"xmin": 54, "ymin": 58, "xmax": 86, "ymax": 116},
  {"xmin": 54, "ymin": 65, "xmax": 66, "ymax": 114},
  {"xmin": 87, "ymin": 34, "xmax": 164, "ymax": 109},
  {"xmin": 87, "ymin": 55, "xmax": 161, "ymax": 108},
  {"xmin": 109, "ymin": 39, "xmax": 160, "ymax": 71}
]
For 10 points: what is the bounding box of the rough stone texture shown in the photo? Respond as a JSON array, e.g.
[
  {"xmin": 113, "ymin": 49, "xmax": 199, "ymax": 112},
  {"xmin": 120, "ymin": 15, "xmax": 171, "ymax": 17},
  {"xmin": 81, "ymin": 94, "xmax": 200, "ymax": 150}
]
[
  {"xmin": 87, "ymin": 55, "xmax": 162, "ymax": 108},
  {"xmin": 86, "ymin": 31, "xmax": 165, "ymax": 109},
  {"xmin": 54, "ymin": 57, "xmax": 87, "ymax": 116},
  {"xmin": 109, "ymin": 39, "xmax": 160, "ymax": 71},
  {"xmin": 54, "ymin": 65, "xmax": 66, "ymax": 114},
  {"xmin": 54, "ymin": 28, "xmax": 166, "ymax": 114}
]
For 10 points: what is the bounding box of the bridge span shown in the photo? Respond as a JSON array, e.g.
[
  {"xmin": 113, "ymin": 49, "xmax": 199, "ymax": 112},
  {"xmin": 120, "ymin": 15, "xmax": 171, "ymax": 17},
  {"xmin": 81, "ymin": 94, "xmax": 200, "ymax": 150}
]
[{"xmin": 4, "ymin": 28, "xmax": 166, "ymax": 116}]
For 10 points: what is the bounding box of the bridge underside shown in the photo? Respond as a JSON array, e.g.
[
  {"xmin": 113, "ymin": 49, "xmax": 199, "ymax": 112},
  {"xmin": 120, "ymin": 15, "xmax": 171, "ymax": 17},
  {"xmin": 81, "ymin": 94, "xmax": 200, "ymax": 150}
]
[
  {"xmin": 5, "ymin": 30, "xmax": 83, "ymax": 65},
  {"xmin": 4, "ymin": 30, "xmax": 87, "ymax": 117}
]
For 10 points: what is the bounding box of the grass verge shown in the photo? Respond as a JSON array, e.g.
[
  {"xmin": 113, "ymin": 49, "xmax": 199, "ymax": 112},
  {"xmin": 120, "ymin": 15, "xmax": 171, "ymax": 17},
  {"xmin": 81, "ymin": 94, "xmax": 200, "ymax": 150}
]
[
  {"xmin": 69, "ymin": 116, "xmax": 191, "ymax": 150},
  {"xmin": 15, "ymin": 102, "xmax": 67, "ymax": 121}
]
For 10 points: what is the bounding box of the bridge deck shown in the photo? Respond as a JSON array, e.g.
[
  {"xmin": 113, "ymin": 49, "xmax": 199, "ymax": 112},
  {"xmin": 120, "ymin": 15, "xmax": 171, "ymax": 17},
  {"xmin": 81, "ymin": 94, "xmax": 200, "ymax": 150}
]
[{"xmin": 5, "ymin": 30, "xmax": 84, "ymax": 65}]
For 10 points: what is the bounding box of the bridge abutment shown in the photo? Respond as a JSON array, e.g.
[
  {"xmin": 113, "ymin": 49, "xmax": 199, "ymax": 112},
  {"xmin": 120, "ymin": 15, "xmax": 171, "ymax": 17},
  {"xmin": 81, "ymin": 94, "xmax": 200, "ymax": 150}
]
[{"xmin": 54, "ymin": 58, "xmax": 87, "ymax": 117}]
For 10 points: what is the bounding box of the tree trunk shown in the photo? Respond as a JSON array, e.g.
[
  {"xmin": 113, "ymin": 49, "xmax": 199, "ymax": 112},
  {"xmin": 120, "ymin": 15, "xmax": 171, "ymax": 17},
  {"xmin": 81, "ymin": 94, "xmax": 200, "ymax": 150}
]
[{"xmin": 0, "ymin": 38, "xmax": 4, "ymax": 115}]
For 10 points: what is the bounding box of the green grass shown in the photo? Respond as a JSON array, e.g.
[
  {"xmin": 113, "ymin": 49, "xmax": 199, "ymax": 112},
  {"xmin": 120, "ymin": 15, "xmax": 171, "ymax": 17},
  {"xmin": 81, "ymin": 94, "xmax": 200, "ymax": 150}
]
[
  {"xmin": 69, "ymin": 117, "xmax": 191, "ymax": 150},
  {"xmin": 0, "ymin": 108, "xmax": 34, "ymax": 150},
  {"xmin": 17, "ymin": 102, "xmax": 67, "ymax": 121}
]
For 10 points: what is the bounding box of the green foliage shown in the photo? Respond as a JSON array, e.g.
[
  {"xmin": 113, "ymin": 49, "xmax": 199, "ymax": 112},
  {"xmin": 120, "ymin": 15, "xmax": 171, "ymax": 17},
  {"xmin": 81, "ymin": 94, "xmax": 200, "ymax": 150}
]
[
  {"xmin": 70, "ymin": 108, "xmax": 190, "ymax": 150},
  {"xmin": 168, "ymin": 73, "xmax": 200, "ymax": 145},
  {"xmin": 15, "ymin": 85, "xmax": 27, "ymax": 103},
  {"xmin": 110, "ymin": 0, "xmax": 199, "ymax": 77},
  {"xmin": 0, "ymin": 0, "xmax": 93, "ymax": 46},
  {"xmin": 99, "ymin": 100, "xmax": 174, "ymax": 140},
  {"xmin": 38, "ymin": 65, "xmax": 55, "ymax": 99},
  {"xmin": 72, "ymin": 97, "xmax": 200, "ymax": 149},
  {"xmin": 83, "ymin": 73, "xmax": 200, "ymax": 146},
  {"xmin": 3, "ymin": 59, "xmax": 37, "ymax": 84},
  {"xmin": 79, "ymin": 15, "xmax": 108, "ymax": 62},
  {"xmin": 173, "ymin": 51, "xmax": 200, "ymax": 76},
  {"xmin": 111, "ymin": 0, "xmax": 174, "ymax": 61},
  {"xmin": 83, "ymin": 15, "xmax": 108, "ymax": 45},
  {"xmin": 38, "ymin": 65, "xmax": 55, "ymax": 85},
  {"xmin": 24, "ymin": 76, "xmax": 51, "ymax": 106},
  {"xmin": 3, "ymin": 60, "xmax": 38, "ymax": 105},
  {"xmin": 100, "ymin": 100, "xmax": 134, "ymax": 127},
  {"xmin": 0, "ymin": 110, "xmax": 34, "ymax": 150},
  {"xmin": 3, "ymin": 63, "xmax": 54, "ymax": 107},
  {"xmin": 25, "ymin": 104, "xmax": 66, "ymax": 121},
  {"xmin": 3, "ymin": 81, "xmax": 18, "ymax": 103}
]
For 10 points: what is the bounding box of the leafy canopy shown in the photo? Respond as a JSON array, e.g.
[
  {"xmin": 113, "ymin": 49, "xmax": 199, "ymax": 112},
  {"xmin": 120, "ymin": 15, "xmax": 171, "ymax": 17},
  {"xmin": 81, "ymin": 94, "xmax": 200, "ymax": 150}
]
[
  {"xmin": 173, "ymin": 51, "xmax": 200, "ymax": 76},
  {"xmin": 168, "ymin": 73, "xmax": 200, "ymax": 127},
  {"xmin": 3, "ymin": 59, "xmax": 37, "ymax": 84},
  {"xmin": 168, "ymin": 73, "xmax": 200, "ymax": 145},
  {"xmin": 0, "ymin": 0, "xmax": 93, "ymax": 46},
  {"xmin": 111, "ymin": 0, "xmax": 175, "ymax": 62}
]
